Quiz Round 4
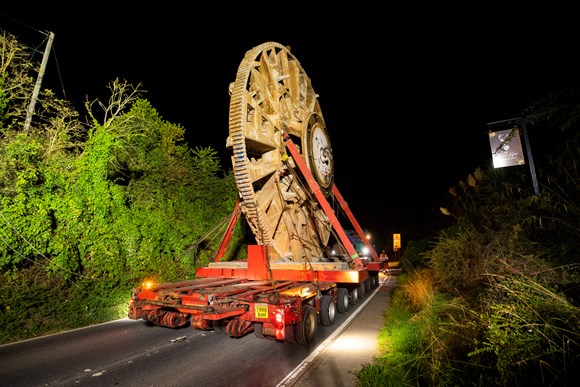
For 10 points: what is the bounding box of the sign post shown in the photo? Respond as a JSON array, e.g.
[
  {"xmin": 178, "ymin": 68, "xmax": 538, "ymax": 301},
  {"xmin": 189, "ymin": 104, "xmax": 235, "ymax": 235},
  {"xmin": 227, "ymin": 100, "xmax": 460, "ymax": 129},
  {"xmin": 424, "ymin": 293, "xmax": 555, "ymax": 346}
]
[{"xmin": 393, "ymin": 233, "xmax": 401, "ymax": 261}]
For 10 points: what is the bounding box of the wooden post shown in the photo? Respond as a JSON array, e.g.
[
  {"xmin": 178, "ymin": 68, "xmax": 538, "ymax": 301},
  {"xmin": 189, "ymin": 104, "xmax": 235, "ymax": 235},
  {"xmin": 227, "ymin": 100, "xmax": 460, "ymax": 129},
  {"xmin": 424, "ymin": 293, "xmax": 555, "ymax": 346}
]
[{"xmin": 24, "ymin": 31, "xmax": 55, "ymax": 133}]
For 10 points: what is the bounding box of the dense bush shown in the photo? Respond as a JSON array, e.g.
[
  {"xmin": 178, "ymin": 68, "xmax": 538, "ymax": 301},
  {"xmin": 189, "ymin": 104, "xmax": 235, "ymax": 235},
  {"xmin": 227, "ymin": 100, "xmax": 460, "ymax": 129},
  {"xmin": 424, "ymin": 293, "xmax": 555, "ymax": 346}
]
[
  {"xmin": 361, "ymin": 89, "xmax": 580, "ymax": 386},
  {"xmin": 0, "ymin": 32, "xmax": 239, "ymax": 344}
]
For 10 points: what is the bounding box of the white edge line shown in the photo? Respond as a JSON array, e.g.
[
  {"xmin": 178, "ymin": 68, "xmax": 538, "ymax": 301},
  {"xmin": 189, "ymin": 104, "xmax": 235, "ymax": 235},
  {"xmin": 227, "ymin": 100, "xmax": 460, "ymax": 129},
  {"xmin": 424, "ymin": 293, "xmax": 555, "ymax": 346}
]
[{"xmin": 276, "ymin": 283, "xmax": 383, "ymax": 387}]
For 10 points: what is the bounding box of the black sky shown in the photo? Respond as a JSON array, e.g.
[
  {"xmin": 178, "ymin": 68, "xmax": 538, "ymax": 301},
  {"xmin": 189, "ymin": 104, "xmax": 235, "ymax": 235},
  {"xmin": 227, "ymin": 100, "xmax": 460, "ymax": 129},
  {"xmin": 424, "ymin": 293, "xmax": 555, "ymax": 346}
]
[{"xmin": 2, "ymin": 7, "xmax": 579, "ymax": 251}]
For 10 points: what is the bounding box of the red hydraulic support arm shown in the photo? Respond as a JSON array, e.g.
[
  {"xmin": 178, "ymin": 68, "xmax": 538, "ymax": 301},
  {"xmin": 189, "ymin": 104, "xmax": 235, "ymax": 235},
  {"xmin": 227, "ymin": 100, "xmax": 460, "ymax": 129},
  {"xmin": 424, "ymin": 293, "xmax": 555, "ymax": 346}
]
[
  {"xmin": 283, "ymin": 133, "xmax": 364, "ymax": 269},
  {"xmin": 214, "ymin": 199, "xmax": 242, "ymax": 262},
  {"xmin": 332, "ymin": 185, "xmax": 379, "ymax": 261}
]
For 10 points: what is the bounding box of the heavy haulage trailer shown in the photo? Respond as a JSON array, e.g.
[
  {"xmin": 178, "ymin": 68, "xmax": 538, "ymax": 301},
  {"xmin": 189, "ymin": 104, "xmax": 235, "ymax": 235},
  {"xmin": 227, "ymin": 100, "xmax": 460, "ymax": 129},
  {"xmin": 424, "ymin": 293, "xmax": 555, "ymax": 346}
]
[{"xmin": 127, "ymin": 42, "xmax": 388, "ymax": 345}]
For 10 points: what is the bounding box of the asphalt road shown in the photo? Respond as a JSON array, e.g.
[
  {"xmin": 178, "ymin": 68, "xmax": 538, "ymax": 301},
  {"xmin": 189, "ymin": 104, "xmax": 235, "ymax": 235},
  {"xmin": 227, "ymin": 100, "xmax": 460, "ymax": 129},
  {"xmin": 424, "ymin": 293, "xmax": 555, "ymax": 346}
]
[
  {"xmin": 0, "ymin": 274, "xmax": 396, "ymax": 387},
  {"xmin": 281, "ymin": 273, "xmax": 396, "ymax": 386}
]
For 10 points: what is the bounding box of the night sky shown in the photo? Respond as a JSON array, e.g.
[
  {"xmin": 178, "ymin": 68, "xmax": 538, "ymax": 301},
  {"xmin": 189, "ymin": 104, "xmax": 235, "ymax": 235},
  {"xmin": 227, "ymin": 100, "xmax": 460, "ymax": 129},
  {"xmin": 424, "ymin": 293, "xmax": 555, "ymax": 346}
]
[{"xmin": 2, "ymin": 7, "xmax": 579, "ymax": 251}]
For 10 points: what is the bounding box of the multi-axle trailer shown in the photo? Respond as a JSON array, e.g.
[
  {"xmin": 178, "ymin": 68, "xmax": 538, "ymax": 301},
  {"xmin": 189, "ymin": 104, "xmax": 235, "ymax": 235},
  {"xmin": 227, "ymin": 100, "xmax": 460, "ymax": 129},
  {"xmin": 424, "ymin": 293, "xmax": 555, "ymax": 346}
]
[{"xmin": 127, "ymin": 42, "xmax": 388, "ymax": 345}]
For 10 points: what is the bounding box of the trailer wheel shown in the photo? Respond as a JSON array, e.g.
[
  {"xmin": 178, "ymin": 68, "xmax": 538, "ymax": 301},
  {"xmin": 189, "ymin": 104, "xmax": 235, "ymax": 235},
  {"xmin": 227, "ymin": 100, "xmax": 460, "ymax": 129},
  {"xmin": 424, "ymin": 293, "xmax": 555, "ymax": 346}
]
[
  {"xmin": 349, "ymin": 287, "xmax": 359, "ymax": 305},
  {"xmin": 162, "ymin": 312, "xmax": 187, "ymax": 328},
  {"xmin": 337, "ymin": 288, "xmax": 349, "ymax": 313},
  {"xmin": 371, "ymin": 274, "xmax": 379, "ymax": 288},
  {"xmin": 358, "ymin": 281, "xmax": 366, "ymax": 299},
  {"xmin": 254, "ymin": 322, "xmax": 265, "ymax": 339},
  {"xmin": 365, "ymin": 277, "xmax": 372, "ymax": 293},
  {"xmin": 296, "ymin": 305, "xmax": 317, "ymax": 346},
  {"xmin": 213, "ymin": 319, "xmax": 228, "ymax": 334},
  {"xmin": 285, "ymin": 324, "xmax": 296, "ymax": 344},
  {"xmin": 319, "ymin": 295, "xmax": 336, "ymax": 326}
]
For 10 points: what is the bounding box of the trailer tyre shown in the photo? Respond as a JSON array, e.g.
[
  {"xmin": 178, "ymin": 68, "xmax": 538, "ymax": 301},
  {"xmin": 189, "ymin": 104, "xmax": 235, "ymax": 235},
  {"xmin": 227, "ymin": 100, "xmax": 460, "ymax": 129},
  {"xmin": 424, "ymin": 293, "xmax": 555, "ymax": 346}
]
[
  {"xmin": 319, "ymin": 295, "xmax": 336, "ymax": 326},
  {"xmin": 296, "ymin": 305, "xmax": 317, "ymax": 346},
  {"xmin": 254, "ymin": 322, "xmax": 265, "ymax": 340},
  {"xmin": 358, "ymin": 281, "xmax": 366, "ymax": 299},
  {"xmin": 285, "ymin": 324, "xmax": 297, "ymax": 344},
  {"xmin": 213, "ymin": 319, "xmax": 228, "ymax": 334},
  {"xmin": 365, "ymin": 277, "xmax": 371, "ymax": 293},
  {"xmin": 371, "ymin": 274, "xmax": 379, "ymax": 288},
  {"xmin": 337, "ymin": 287, "xmax": 349, "ymax": 313},
  {"xmin": 349, "ymin": 287, "xmax": 359, "ymax": 305}
]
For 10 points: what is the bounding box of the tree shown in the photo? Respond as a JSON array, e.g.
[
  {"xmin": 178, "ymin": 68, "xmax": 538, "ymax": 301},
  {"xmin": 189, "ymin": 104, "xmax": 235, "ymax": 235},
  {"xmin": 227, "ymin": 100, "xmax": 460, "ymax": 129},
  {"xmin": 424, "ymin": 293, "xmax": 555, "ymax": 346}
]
[{"xmin": 0, "ymin": 31, "xmax": 238, "ymax": 343}]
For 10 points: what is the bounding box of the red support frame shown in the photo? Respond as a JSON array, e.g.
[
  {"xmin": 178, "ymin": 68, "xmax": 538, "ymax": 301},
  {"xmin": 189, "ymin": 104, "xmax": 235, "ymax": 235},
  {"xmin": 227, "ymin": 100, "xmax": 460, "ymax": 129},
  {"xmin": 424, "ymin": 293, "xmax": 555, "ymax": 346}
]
[
  {"xmin": 196, "ymin": 133, "xmax": 386, "ymax": 280},
  {"xmin": 283, "ymin": 134, "xmax": 364, "ymax": 269},
  {"xmin": 214, "ymin": 199, "xmax": 242, "ymax": 262},
  {"xmin": 331, "ymin": 186, "xmax": 379, "ymax": 262}
]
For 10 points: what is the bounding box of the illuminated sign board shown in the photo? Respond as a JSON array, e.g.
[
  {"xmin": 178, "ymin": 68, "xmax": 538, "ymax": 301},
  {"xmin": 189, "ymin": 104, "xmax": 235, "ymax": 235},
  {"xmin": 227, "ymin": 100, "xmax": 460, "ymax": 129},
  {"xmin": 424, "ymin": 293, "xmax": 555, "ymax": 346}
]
[
  {"xmin": 393, "ymin": 233, "xmax": 401, "ymax": 250},
  {"xmin": 488, "ymin": 128, "xmax": 525, "ymax": 168}
]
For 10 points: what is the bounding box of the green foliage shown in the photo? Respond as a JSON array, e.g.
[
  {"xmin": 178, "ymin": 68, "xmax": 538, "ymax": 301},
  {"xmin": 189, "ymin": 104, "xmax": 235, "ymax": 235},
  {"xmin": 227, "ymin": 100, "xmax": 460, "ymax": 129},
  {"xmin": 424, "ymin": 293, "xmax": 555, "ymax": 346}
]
[
  {"xmin": 425, "ymin": 226, "xmax": 493, "ymax": 292},
  {"xmin": 401, "ymin": 238, "xmax": 431, "ymax": 271},
  {"xmin": 0, "ymin": 266, "xmax": 132, "ymax": 344},
  {"xmin": 362, "ymin": 265, "xmax": 580, "ymax": 386},
  {"xmin": 0, "ymin": 31, "xmax": 37, "ymax": 131},
  {"xmin": 0, "ymin": 32, "xmax": 239, "ymax": 343},
  {"xmin": 0, "ymin": 132, "xmax": 58, "ymax": 268},
  {"xmin": 358, "ymin": 283, "xmax": 444, "ymax": 386},
  {"xmin": 359, "ymin": 88, "xmax": 580, "ymax": 386},
  {"xmin": 433, "ymin": 264, "xmax": 580, "ymax": 386},
  {"xmin": 0, "ymin": 76, "xmax": 7, "ymax": 122}
]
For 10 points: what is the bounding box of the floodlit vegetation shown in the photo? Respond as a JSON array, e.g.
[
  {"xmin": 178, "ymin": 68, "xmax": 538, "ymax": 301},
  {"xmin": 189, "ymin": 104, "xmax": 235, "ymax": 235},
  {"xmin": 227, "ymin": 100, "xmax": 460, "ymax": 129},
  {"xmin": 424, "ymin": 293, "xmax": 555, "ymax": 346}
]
[
  {"xmin": 358, "ymin": 91, "xmax": 580, "ymax": 385},
  {"xmin": 0, "ymin": 31, "xmax": 241, "ymax": 343}
]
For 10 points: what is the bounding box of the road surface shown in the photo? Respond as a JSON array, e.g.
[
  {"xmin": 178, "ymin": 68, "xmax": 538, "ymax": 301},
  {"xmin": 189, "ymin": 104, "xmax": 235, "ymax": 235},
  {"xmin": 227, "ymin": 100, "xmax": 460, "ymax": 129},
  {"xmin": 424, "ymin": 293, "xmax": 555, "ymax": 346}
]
[{"xmin": 0, "ymin": 275, "xmax": 396, "ymax": 387}]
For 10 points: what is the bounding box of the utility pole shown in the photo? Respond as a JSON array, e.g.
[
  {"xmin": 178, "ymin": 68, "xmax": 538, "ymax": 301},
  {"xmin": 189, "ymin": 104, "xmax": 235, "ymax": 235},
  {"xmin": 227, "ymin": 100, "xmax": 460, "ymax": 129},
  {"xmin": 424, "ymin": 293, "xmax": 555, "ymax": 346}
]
[{"xmin": 23, "ymin": 31, "xmax": 55, "ymax": 133}]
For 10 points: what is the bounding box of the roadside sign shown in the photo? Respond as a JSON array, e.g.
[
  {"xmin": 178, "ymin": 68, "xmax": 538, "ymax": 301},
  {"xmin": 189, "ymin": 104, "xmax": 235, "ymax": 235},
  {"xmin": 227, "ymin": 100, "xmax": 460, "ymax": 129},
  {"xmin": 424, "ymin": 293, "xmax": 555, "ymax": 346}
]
[
  {"xmin": 488, "ymin": 128, "xmax": 525, "ymax": 168},
  {"xmin": 393, "ymin": 233, "xmax": 401, "ymax": 250}
]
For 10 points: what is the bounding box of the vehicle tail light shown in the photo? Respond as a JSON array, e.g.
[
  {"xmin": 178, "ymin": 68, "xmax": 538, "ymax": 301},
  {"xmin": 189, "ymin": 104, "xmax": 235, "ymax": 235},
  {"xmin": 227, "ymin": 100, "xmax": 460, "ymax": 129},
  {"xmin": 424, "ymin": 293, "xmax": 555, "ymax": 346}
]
[
  {"xmin": 273, "ymin": 310, "xmax": 284, "ymax": 330},
  {"xmin": 274, "ymin": 310, "xmax": 285, "ymax": 340}
]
